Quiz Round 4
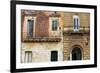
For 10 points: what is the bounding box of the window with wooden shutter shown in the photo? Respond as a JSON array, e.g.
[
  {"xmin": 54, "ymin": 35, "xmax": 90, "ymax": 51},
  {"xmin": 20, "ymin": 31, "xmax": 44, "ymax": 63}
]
[{"xmin": 25, "ymin": 51, "xmax": 32, "ymax": 63}]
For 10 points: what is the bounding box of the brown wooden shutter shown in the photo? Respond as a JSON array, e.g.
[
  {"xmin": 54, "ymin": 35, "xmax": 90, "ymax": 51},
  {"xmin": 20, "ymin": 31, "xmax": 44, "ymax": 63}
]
[{"xmin": 35, "ymin": 12, "xmax": 49, "ymax": 37}]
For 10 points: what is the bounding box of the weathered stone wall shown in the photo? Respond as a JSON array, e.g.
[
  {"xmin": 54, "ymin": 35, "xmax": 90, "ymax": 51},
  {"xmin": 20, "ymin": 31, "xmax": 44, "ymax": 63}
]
[
  {"xmin": 21, "ymin": 41, "xmax": 63, "ymax": 63},
  {"xmin": 61, "ymin": 12, "xmax": 90, "ymax": 27},
  {"xmin": 63, "ymin": 34, "xmax": 90, "ymax": 60}
]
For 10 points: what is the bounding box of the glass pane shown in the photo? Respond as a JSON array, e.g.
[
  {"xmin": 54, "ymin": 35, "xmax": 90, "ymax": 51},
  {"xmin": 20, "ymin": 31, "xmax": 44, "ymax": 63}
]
[
  {"xmin": 73, "ymin": 17, "xmax": 79, "ymax": 31},
  {"xmin": 74, "ymin": 18, "xmax": 76, "ymax": 29},
  {"xmin": 52, "ymin": 20, "xmax": 58, "ymax": 31},
  {"xmin": 76, "ymin": 18, "xmax": 78, "ymax": 29},
  {"xmin": 27, "ymin": 20, "xmax": 34, "ymax": 38}
]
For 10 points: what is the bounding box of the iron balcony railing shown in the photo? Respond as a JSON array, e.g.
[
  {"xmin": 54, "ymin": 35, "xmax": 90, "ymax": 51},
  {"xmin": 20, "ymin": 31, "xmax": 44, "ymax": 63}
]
[
  {"xmin": 63, "ymin": 26, "xmax": 90, "ymax": 34},
  {"xmin": 22, "ymin": 31, "xmax": 62, "ymax": 42}
]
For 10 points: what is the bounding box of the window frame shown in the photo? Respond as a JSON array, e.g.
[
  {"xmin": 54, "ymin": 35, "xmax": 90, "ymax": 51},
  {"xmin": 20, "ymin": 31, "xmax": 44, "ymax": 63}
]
[
  {"xmin": 50, "ymin": 17, "xmax": 59, "ymax": 31},
  {"xmin": 27, "ymin": 19, "xmax": 34, "ymax": 38},
  {"xmin": 26, "ymin": 16, "xmax": 36, "ymax": 37},
  {"xmin": 25, "ymin": 51, "xmax": 32, "ymax": 63},
  {"xmin": 51, "ymin": 51, "xmax": 58, "ymax": 61},
  {"xmin": 52, "ymin": 19, "xmax": 58, "ymax": 31},
  {"xmin": 73, "ymin": 15, "xmax": 80, "ymax": 32}
]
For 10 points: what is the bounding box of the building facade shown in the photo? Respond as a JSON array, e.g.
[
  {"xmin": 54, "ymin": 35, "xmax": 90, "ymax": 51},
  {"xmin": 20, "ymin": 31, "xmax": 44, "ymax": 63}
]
[
  {"xmin": 21, "ymin": 10, "xmax": 63, "ymax": 63},
  {"xmin": 62, "ymin": 12, "xmax": 90, "ymax": 60},
  {"xmin": 21, "ymin": 10, "xmax": 90, "ymax": 63}
]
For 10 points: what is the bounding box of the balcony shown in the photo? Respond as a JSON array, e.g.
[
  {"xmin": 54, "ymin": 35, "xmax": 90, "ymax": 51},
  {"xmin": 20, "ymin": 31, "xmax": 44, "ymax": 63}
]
[
  {"xmin": 22, "ymin": 32, "xmax": 62, "ymax": 42},
  {"xmin": 63, "ymin": 26, "xmax": 90, "ymax": 34}
]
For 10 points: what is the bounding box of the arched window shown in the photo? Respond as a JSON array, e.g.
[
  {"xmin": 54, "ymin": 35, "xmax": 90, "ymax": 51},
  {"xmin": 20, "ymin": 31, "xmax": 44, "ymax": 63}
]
[{"xmin": 72, "ymin": 47, "xmax": 82, "ymax": 60}]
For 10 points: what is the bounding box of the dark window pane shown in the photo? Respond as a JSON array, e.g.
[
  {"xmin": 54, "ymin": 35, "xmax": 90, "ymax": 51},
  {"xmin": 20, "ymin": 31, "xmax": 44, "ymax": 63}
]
[
  {"xmin": 51, "ymin": 51, "xmax": 58, "ymax": 61},
  {"xmin": 74, "ymin": 18, "xmax": 76, "ymax": 29},
  {"xmin": 76, "ymin": 18, "xmax": 78, "ymax": 29}
]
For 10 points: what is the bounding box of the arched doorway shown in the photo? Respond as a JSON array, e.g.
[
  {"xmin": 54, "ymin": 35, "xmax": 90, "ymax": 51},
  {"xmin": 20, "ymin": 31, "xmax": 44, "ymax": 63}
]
[{"xmin": 72, "ymin": 47, "xmax": 82, "ymax": 60}]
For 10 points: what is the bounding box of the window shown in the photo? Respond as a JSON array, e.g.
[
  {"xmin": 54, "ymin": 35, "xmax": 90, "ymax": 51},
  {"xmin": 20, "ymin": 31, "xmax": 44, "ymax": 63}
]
[
  {"xmin": 51, "ymin": 51, "xmax": 58, "ymax": 61},
  {"xmin": 27, "ymin": 20, "xmax": 34, "ymax": 38},
  {"xmin": 52, "ymin": 19, "xmax": 58, "ymax": 31},
  {"xmin": 25, "ymin": 51, "xmax": 32, "ymax": 63},
  {"xmin": 73, "ymin": 16, "xmax": 79, "ymax": 31}
]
